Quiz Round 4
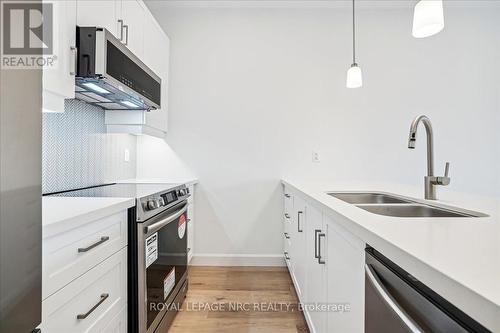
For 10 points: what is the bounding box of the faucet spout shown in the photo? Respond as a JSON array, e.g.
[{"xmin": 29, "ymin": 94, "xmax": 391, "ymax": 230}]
[
  {"xmin": 408, "ymin": 115, "xmax": 434, "ymax": 176},
  {"xmin": 407, "ymin": 115, "xmax": 451, "ymax": 200}
]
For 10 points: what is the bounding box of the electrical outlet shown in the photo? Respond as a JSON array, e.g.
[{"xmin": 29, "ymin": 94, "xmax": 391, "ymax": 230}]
[
  {"xmin": 124, "ymin": 149, "xmax": 130, "ymax": 162},
  {"xmin": 312, "ymin": 151, "xmax": 321, "ymax": 163}
]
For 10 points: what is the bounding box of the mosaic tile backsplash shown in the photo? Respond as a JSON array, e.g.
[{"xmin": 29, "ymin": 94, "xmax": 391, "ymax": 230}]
[{"xmin": 42, "ymin": 99, "xmax": 137, "ymax": 193}]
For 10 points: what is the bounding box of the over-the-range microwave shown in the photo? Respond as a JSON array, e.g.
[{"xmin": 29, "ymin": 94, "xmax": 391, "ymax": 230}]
[{"xmin": 75, "ymin": 27, "xmax": 161, "ymax": 111}]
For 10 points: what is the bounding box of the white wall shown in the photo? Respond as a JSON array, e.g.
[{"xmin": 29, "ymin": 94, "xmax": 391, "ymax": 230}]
[{"xmin": 141, "ymin": 1, "xmax": 500, "ymax": 261}]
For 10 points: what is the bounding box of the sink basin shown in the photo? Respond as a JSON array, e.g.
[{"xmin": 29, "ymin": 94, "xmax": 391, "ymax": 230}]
[
  {"xmin": 328, "ymin": 192, "xmax": 412, "ymax": 204},
  {"xmin": 356, "ymin": 204, "xmax": 482, "ymax": 218},
  {"xmin": 326, "ymin": 191, "xmax": 487, "ymax": 218}
]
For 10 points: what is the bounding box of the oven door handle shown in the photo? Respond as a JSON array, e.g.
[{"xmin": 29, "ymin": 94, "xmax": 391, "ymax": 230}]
[{"xmin": 145, "ymin": 203, "xmax": 189, "ymax": 235}]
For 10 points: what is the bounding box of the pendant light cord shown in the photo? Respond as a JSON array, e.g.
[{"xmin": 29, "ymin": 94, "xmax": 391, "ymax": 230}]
[{"xmin": 352, "ymin": 0, "xmax": 356, "ymax": 64}]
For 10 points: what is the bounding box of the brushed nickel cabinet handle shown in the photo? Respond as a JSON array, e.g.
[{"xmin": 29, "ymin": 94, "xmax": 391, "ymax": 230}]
[
  {"xmin": 297, "ymin": 211, "xmax": 304, "ymax": 233},
  {"xmin": 77, "ymin": 293, "xmax": 109, "ymax": 320},
  {"xmin": 78, "ymin": 236, "xmax": 109, "ymax": 253},
  {"xmin": 318, "ymin": 233, "xmax": 326, "ymax": 264},
  {"xmin": 284, "ymin": 194, "xmax": 290, "ymax": 198},
  {"xmin": 284, "ymin": 232, "xmax": 290, "ymax": 239},
  {"xmin": 314, "ymin": 229, "xmax": 321, "ymax": 259},
  {"xmin": 69, "ymin": 46, "xmax": 77, "ymax": 75},
  {"xmin": 123, "ymin": 24, "xmax": 129, "ymax": 45},
  {"xmin": 284, "ymin": 213, "xmax": 290, "ymax": 219},
  {"xmin": 118, "ymin": 19, "xmax": 124, "ymax": 41},
  {"xmin": 284, "ymin": 252, "xmax": 290, "ymax": 260}
]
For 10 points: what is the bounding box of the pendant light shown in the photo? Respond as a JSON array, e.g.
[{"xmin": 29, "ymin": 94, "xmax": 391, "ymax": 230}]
[
  {"xmin": 412, "ymin": 0, "xmax": 444, "ymax": 38},
  {"xmin": 346, "ymin": 0, "xmax": 362, "ymax": 88}
]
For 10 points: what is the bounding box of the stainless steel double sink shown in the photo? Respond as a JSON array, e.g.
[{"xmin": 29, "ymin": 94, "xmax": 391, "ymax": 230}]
[{"xmin": 327, "ymin": 192, "xmax": 487, "ymax": 218}]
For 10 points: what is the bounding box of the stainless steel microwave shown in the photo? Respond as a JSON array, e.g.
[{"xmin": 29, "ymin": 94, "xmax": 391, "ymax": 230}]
[{"xmin": 75, "ymin": 27, "xmax": 161, "ymax": 111}]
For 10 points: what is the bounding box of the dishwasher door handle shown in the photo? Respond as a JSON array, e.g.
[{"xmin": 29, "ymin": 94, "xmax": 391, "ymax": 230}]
[{"xmin": 365, "ymin": 264, "xmax": 424, "ymax": 333}]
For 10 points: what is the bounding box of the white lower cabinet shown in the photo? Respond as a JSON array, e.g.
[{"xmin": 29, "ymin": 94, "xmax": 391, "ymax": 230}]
[
  {"xmin": 187, "ymin": 184, "xmax": 195, "ymax": 263},
  {"xmin": 283, "ymin": 186, "xmax": 365, "ymax": 333},
  {"xmin": 304, "ymin": 203, "xmax": 327, "ymax": 333},
  {"xmin": 40, "ymin": 247, "xmax": 127, "ymax": 333},
  {"xmin": 291, "ymin": 195, "xmax": 307, "ymax": 299},
  {"xmin": 101, "ymin": 305, "xmax": 127, "ymax": 333},
  {"xmin": 325, "ymin": 218, "xmax": 365, "ymax": 333},
  {"xmin": 43, "ymin": 211, "xmax": 127, "ymax": 299}
]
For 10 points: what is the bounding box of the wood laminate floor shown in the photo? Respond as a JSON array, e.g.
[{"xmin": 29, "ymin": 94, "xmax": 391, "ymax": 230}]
[{"xmin": 168, "ymin": 266, "xmax": 309, "ymax": 333}]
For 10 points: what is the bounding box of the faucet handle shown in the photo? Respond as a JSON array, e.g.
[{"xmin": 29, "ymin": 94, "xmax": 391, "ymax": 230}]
[{"xmin": 435, "ymin": 162, "xmax": 451, "ymax": 186}]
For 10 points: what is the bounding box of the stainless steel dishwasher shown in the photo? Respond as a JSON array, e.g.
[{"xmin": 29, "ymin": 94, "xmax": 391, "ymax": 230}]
[{"xmin": 365, "ymin": 247, "xmax": 491, "ymax": 333}]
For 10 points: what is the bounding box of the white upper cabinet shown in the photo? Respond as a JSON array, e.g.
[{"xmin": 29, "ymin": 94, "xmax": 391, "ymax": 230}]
[
  {"xmin": 43, "ymin": 0, "xmax": 77, "ymax": 113},
  {"xmin": 116, "ymin": 0, "xmax": 145, "ymax": 58},
  {"xmin": 76, "ymin": 0, "xmax": 121, "ymax": 39},
  {"xmin": 77, "ymin": 0, "xmax": 145, "ymax": 57},
  {"xmin": 143, "ymin": 10, "xmax": 170, "ymax": 134}
]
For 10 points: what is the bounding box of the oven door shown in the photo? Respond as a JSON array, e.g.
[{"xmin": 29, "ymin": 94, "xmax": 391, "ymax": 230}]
[{"xmin": 138, "ymin": 201, "xmax": 189, "ymax": 333}]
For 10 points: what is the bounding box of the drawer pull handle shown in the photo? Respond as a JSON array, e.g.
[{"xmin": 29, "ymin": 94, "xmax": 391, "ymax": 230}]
[
  {"xmin": 284, "ymin": 213, "xmax": 290, "ymax": 219},
  {"xmin": 78, "ymin": 236, "xmax": 110, "ymax": 253},
  {"xmin": 284, "ymin": 194, "xmax": 291, "ymax": 198},
  {"xmin": 284, "ymin": 232, "xmax": 290, "ymax": 239},
  {"xmin": 77, "ymin": 293, "xmax": 109, "ymax": 320},
  {"xmin": 284, "ymin": 252, "xmax": 290, "ymax": 260}
]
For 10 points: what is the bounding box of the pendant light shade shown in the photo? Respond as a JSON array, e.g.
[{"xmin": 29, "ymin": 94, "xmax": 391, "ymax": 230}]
[
  {"xmin": 346, "ymin": 0, "xmax": 362, "ymax": 88},
  {"xmin": 346, "ymin": 64, "xmax": 363, "ymax": 89},
  {"xmin": 412, "ymin": 0, "xmax": 444, "ymax": 38}
]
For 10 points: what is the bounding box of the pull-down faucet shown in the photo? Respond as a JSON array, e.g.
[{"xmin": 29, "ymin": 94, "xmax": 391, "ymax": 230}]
[{"xmin": 408, "ymin": 115, "xmax": 450, "ymax": 200}]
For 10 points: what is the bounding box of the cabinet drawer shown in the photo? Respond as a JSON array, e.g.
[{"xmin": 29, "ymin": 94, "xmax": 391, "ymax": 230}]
[
  {"xmin": 43, "ymin": 211, "xmax": 127, "ymax": 299},
  {"xmin": 41, "ymin": 248, "xmax": 127, "ymax": 333},
  {"xmin": 101, "ymin": 304, "xmax": 127, "ymax": 333}
]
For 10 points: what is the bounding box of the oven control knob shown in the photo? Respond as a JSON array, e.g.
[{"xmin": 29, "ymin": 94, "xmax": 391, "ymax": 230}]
[
  {"xmin": 147, "ymin": 200, "xmax": 158, "ymax": 210},
  {"xmin": 158, "ymin": 197, "xmax": 165, "ymax": 206}
]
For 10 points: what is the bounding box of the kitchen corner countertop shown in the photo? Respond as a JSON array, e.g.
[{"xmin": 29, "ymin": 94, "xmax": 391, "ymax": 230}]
[
  {"xmin": 43, "ymin": 197, "xmax": 135, "ymax": 238},
  {"xmin": 282, "ymin": 178, "xmax": 500, "ymax": 331}
]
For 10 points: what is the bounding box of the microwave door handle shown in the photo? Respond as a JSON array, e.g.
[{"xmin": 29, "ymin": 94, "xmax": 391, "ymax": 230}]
[
  {"xmin": 365, "ymin": 264, "xmax": 424, "ymax": 333},
  {"xmin": 145, "ymin": 203, "xmax": 188, "ymax": 234}
]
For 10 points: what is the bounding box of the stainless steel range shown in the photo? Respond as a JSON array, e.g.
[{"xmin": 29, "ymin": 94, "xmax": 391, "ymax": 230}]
[{"xmin": 49, "ymin": 183, "xmax": 190, "ymax": 333}]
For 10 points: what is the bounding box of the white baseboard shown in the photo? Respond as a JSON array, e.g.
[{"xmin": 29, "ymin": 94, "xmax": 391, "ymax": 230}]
[{"xmin": 190, "ymin": 253, "xmax": 285, "ymax": 266}]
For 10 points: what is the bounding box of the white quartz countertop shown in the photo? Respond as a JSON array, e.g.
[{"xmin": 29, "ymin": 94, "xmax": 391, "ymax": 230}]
[
  {"xmin": 115, "ymin": 178, "xmax": 199, "ymax": 186},
  {"xmin": 43, "ymin": 197, "xmax": 135, "ymax": 238},
  {"xmin": 282, "ymin": 178, "xmax": 500, "ymax": 331}
]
